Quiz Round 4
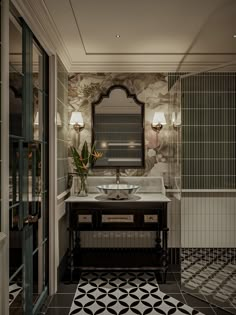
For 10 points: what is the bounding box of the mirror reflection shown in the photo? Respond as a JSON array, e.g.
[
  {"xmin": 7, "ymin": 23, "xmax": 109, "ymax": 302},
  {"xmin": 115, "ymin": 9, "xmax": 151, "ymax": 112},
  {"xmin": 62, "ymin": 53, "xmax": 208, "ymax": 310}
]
[{"xmin": 92, "ymin": 85, "xmax": 144, "ymax": 168}]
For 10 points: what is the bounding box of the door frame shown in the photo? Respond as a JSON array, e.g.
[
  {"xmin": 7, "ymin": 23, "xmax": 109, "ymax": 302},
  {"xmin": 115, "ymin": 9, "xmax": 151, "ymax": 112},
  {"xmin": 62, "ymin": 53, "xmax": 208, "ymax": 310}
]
[
  {"xmin": 8, "ymin": 15, "xmax": 50, "ymax": 313},
  {"xmin": 11, "ymin": 0, "xmax": 66, "ymax": 296},
  {"xmin": 48, "ymin": 54, "xmax": 58, "ymax": 295},
  {"xmin": 1, "ymin": 0, "xmax": 10, "ymax": 314},
  {"xmin": 7, "ymin": 6, "xmax": 54, "ymax": 314},
  {"xmin": 1, "ymin": 3, "xmax": 58, "ymax": 314}
]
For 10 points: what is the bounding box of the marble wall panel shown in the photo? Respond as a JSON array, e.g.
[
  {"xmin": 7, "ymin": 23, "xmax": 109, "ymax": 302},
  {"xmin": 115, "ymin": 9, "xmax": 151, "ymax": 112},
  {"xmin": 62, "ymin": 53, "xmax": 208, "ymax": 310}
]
[{"xmin": 68, "ymin": 73, "xmax": 178, "ymax": 188}]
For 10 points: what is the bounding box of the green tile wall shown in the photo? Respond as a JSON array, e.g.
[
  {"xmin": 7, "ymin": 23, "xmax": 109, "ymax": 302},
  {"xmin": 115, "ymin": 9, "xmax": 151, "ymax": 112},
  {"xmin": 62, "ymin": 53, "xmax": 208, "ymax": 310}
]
[{"xmin": 181, "ymin": 73, "xmax": 236, "ymax": 189}]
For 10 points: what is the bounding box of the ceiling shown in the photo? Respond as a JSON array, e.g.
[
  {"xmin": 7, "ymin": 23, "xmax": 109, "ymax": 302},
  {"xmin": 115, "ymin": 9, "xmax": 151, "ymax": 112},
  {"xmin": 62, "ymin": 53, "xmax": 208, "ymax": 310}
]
[{"xmin": 16, "ymin": 0, "xmax": 236, "ymax": 72}]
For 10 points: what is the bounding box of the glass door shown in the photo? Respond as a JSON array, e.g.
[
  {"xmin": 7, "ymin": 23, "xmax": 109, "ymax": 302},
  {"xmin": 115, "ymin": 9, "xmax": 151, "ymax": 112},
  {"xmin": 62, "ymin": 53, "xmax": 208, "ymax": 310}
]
[{"xmin": 9, "ymin": 14, "xmax": 49, "ymax": 315}]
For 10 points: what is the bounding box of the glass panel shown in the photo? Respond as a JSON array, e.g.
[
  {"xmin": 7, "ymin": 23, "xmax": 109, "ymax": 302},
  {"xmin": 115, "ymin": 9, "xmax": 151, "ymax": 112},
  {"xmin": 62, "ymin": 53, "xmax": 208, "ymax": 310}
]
[
  {"xmin": 30, "ymin": 142, "xmax": 48, "ymax": 308},
  {"xmin": 33, "ymin": 89, "xmax": 43, "ymax": 141},
  {"xmin": 9, "ymin": 17, "xmax": 22, "ymax": 74},
  {"xmin": 9, "ymin": 229, "xmax": 23, "ymax": 278},
  {"xmin": 9, "ymin": 270, "xmax": 24, "ymax": 314},
  {"xmin": 180, "ymin": 71, "xmax": 236, "ymax": 314},
  {"xmin": 9, "ymin": 18, "xmax": 23, "ymax": 137},
  {"xmin": 9, "ymin": 141, "xmax": 24, "ymax": 314},
  {"xmin": 9, "ymin": 70, "xmax": 23, "ymax": 136},
  {"xmin": 9, "ymin": 140, "xmax": 23, "ymax": 281},
  {"xmin": 41, "ymin": 143, "xmax": 48, "ymax": 194},
  {"xmin": 32, "ymin": 43, "xmax": 43, "ymax": 90},
  {"xmin": 32, "ymin": 250, "xmax": 42, "ymax": 305},
  {"xmin": 32, "ymin": 192, "xmax": 48, "ymax": 305},
  {"xmin": 181, "ymin": 73, "xmax": 236, "ymax": 189},
  {"xmin": 9, "ymin": 141, "xmax": 20, "ymax": 194},
  {"xmin": 33, "ymin": 42, "xmax": 43, "ymax": 141},
  {"xmin": 29, "ymin": 143, "xmax": 42, "ymax": 254}
]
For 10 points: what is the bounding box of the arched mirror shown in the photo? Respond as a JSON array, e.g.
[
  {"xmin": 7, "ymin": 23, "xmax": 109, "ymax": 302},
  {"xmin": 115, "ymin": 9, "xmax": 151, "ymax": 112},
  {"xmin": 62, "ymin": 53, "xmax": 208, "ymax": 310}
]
[{"xmin": 92, "ymin": 85, "xmax": 145, "ymax": 168}]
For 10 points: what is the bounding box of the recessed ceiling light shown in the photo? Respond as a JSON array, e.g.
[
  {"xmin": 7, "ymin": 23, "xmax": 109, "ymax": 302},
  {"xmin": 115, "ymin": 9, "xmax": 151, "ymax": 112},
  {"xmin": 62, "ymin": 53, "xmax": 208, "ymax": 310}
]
[
  {"xmin": 115, "ymin": 34, "xmax": 121, "ymax": 38},
  {"xmin": 233, "ymin": 34, "xmax": 236, "ymax": 38}
]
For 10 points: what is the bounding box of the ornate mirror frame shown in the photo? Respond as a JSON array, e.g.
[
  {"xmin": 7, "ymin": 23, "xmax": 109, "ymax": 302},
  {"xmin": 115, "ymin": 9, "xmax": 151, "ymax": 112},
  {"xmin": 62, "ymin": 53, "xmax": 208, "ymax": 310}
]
[{"xmin": 92, "ymin": 85, "xmax": 145, "ymax": 169}]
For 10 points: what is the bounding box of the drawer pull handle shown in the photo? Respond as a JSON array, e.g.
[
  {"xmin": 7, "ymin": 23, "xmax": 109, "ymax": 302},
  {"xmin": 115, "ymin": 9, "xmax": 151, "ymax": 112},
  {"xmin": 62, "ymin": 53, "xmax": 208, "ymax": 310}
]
[
  {"xmin": 144, "ymin": 215, "xmax": 158, "ymax": 223},
  {"xmin": 102, "ymin": 215, "xmax": 134, "ymax": 223},
  {"xmin": 107, "ymin": 218, "xmax": 129, "ymax": 221},
  {"xmin": 78, "ymin": 215, "xmax": 92, "ymax": 223}
]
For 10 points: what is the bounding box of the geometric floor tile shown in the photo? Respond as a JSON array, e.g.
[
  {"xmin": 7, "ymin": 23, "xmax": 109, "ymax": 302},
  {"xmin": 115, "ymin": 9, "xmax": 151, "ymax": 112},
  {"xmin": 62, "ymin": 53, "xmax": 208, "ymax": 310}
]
[
  {"xmin": 69, "ymin": 272, "xmax": 204, "ymax": 315},
  {"xmin": 9, "ymin": 283, "xmax": 22, "ymax": 306}
]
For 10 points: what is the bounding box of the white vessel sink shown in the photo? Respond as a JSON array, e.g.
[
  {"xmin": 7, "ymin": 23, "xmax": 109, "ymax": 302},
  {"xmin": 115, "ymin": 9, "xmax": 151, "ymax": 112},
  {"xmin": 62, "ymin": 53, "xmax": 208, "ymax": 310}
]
[{"xmin": 96, "ymin": 184, "xmax": 140, "ymax": 199}]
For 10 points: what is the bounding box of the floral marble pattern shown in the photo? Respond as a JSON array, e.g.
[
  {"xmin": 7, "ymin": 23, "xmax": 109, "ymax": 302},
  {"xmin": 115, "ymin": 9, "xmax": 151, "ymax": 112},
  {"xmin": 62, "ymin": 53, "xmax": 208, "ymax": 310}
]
[{"xmin": 68, "ymin": 73, "xmax": 180, "ymax": 187}]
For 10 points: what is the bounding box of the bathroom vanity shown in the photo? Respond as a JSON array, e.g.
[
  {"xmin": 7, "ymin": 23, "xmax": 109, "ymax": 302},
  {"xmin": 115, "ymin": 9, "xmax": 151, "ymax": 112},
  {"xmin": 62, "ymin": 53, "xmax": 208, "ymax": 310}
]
[{"xmin": 65, "ymin": 177, "xmax": 170, "ymax": 283}]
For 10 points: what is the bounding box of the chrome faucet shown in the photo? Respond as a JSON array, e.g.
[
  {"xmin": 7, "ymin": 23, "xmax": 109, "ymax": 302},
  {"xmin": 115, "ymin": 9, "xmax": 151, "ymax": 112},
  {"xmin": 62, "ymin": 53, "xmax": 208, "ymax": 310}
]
[{"xmin": 116, "ymin": 168, "xmax": 120, "ymax": 184}]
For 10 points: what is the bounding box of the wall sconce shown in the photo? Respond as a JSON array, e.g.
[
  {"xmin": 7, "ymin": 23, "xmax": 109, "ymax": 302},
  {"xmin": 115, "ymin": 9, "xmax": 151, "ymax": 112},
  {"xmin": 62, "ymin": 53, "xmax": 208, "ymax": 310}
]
[
  {"xmin": 151, "ymin": 112, "xmax": 166, "ymax": 132},
  {"xmin": 70, "ymin": 111, "xmax": 85, "ymax": 132},
  {"xmin": 172, "ymin": 112, "xmax": 181, "ymax": 129}
]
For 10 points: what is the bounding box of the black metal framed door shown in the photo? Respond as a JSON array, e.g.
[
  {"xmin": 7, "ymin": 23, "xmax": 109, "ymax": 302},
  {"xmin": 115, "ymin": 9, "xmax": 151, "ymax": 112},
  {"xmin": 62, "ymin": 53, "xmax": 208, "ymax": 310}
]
[{"xmin": 9, "ymin": 14, "xmax": 49, "ymax": 315}]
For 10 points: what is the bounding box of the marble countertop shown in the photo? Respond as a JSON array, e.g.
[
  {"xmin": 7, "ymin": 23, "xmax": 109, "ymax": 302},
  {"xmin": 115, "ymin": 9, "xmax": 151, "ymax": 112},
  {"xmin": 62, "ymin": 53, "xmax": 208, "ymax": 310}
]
[{"xmin": 66, "ymin": 193, "xmax": 170, "ymax": 203}]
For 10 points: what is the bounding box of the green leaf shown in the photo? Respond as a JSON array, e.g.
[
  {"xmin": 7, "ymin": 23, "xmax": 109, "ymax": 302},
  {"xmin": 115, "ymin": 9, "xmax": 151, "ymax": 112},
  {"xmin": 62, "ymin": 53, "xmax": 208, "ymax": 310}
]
[
  {"xmin": 89, "ymin": 142, "xmax": 96, "ymax": 164},
  {"xmin": 70, "ymin": 141, "xmax": 102, "ymax": 175},
  {"xmin": 70, "ymin": 146, "xmax": 83, "ymax": 174},
  {"xmin": 81, "ymin": 141, "xmax": 89, "ymax": 163}
]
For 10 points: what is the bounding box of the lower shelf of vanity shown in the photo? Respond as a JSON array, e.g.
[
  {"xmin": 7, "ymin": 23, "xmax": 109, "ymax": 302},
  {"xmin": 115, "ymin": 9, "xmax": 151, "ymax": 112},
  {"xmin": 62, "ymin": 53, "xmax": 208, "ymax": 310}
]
[
  {"xmin": 73, "ymin": 247, "xmax": 166, "ymax": 267},
  {"xmin": 69, "ymin": 248, "xmax": 168, "ymax": 282}
]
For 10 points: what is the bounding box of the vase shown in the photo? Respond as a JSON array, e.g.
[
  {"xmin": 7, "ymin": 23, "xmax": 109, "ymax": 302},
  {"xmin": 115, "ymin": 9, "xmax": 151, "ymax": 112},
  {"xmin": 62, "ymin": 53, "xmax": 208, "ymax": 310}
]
[{"xmin": 78, "ymin": 174, "xmax": 88, "ymax": 197}]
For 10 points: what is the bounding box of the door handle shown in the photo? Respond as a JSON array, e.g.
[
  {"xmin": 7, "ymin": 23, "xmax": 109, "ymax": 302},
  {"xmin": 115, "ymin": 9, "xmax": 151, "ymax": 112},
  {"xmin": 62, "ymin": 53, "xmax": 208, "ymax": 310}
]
[{"xmin": 24, "ymin": 214, "xmax": 39, "ymax": 225}]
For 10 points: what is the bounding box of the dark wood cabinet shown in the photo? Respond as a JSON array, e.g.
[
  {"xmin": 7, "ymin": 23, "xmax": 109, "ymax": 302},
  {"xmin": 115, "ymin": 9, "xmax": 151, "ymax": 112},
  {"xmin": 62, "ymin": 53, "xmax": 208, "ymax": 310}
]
[{"xmin": 66, "ymin": 199, "xmax": 169, "ymax": 283}]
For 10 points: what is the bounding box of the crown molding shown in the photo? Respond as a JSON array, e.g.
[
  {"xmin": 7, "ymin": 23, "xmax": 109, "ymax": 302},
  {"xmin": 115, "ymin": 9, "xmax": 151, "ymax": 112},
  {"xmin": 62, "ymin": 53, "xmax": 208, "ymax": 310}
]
[
  {"xmin": 9, "ymin": 0, "xmax": 236, "ymax": 74},
  {"xmin": 69, "ymin": 61, "xmax": 234, "ymax": 73},
  {"xmin": 11, "ymin": 0, "xmax": 71, "ymax": 71}
]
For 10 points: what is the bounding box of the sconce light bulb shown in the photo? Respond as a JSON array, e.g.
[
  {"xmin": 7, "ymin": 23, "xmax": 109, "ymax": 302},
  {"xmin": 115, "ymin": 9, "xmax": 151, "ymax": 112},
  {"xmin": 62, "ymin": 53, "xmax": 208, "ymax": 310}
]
[
  {"xmin": 151, "ymin": 112, "xmax": 166, "ymax": 132},
  {"xmin": 70, "ymin": 112, "xmax": 85, "ymax": 132},
  {"xmin": 172, "ymin": 112, "xmax": 181, "ymax": 129}
]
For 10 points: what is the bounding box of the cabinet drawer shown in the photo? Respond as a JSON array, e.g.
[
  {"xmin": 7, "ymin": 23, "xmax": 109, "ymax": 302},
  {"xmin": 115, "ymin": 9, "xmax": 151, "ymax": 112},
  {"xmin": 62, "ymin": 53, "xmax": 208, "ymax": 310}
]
[
  {"xmin": 144, "ymin": 214, "xmax": 158, "ymax": 223},
  {"xmin": 102, "ymin": 214, "xmax": 134, "ymax": 223},
  {"xmin": 78, "ymin": 214, "xmax": 92, "ymax": 223}
]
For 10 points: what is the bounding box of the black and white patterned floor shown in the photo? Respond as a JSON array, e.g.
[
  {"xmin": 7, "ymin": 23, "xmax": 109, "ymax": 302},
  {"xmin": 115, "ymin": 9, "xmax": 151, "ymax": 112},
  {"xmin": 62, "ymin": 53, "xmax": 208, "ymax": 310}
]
[{"xmin": 69, "ymin": 272, "xmax": 203, "ymax": 315}]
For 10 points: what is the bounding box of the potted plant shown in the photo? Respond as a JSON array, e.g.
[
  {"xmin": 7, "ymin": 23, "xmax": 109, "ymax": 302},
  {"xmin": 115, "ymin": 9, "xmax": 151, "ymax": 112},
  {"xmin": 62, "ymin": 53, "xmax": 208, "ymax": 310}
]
[{"xmin": 70, "ymin": 141, "xmax": 102, "ymax": 196}]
